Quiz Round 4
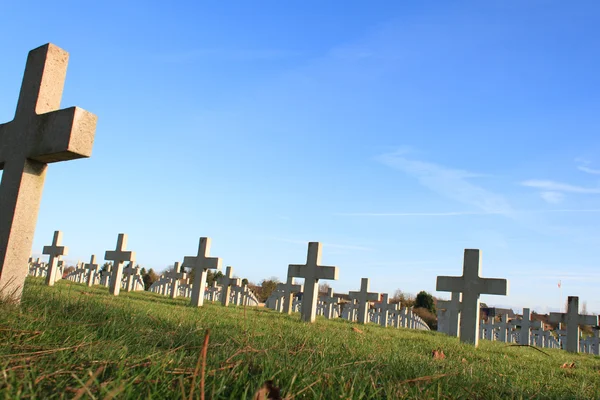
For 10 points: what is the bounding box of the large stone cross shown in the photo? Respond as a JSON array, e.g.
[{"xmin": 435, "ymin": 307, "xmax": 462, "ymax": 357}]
[
  {"xmin": 165, "ymin": 262, "xmax": 186, "ymax": 299},
  {"xmin": 0, "ymin": 44, "xmax": 97, "ymax": 301},
  {"xmin": 287, "ymin": 242, "xmax": 339, "ymax": 323},
  {"xmin": 183, "ymin": 237, "xmax": 222, "ymax": 307},
  {"xmin": 218, "ymin": 266, "xmax": 239, "ymax": 307},
  {"xmin": 549, "ymin": 296, "xmax": 598, "ymax": 353},
  {"xmin": 349, "ymin": 278, "xmax": 380, "ymax": 325},
  {"xmin": 436, "ymin": 249, "xmax": 508, "ymax": 347},
  {"xmin": 277, "ymin": 276, "xmax": 303, "ymax": 315},
  {"xmin": 84, "ymin": 254, "xmax": 98, "ymax": 287},
  {"xmin": 42, "ymin": 230, "xmax": 68, "ymax": 286},
  {"xmin": 104, "ymin": 234, "xmax": 136, "ymax": 296},
  {"xmin": 436, "ymin": 292, "xmax": 462, "ymax": 337}
]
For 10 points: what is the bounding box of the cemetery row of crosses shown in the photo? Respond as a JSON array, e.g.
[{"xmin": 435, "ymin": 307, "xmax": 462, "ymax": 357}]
[
  {"xmin": 30, "ymin": 230, "xmax": 600, "ymax": 355},
  {"xmin": 1, "ymin": 43, "xmax": 599, "ymax": 367}
]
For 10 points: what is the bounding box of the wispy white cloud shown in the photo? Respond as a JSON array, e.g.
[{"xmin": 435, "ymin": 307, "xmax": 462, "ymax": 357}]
[
  {"xmin": 574, "ymin": 157, "xmax": 600, "ymax": 175},
  {"xmin": 540, "ymin": 191, "xmax": 564, "ymax": 204},
  {"xmin": 376, "ymin": 150, "xmax": 513, "ymax": 215},
  {"xmin": 521, "ymin": 180, "xmax": 600, "ymax": 194}
]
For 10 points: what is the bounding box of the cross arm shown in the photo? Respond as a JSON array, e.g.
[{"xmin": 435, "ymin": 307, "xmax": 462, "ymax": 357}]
[
  {"xmin": 316, "ymin": 265, "xmax": 338, "ymax": 280},
  {"xmin": 548, "ymin": 312, "xmax": 566, "ymax": 324},
  {"xmin": 28, "ymin": 107, "xmax": 97, "ymax": 163},
  {"xmin": 436, "ymin": 276, "xmax": 463, "ymax": 293},
  {"xmin": 366, "ymin": 293, "xmax": 380, "ymax": 302},
  {"xmin": 287, "ymin": 264, "xmax": 306, "ymax": 279},
  {"xmin": 579, "ymin": 315, "xmax": 598, "ymax": 326},
  {"xmin": 481, "ymin": 278, "xmax": 509, "ymax": 296},
  {"xmin": 105, "ymin": 251, "xmax": 135, "ymax": 263}
]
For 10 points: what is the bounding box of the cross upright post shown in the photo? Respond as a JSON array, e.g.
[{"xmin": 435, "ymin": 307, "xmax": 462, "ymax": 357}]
[
  {"xmin": 321, "ymin": 287, "xmax": 340, "ymax": 319},
  {"xmin": 183, "ymin": 237, "xmax": 222, "ymax": 307},
  {"xmin": 122, "ymin": 262, "xmax": 139, "ymax": 292},
  {"xmin": 549, "ymin": 296, "xmax": 598, "ymax": 353},
  {"xmin": 165, "ymin": 262, "xmax": 186, "ymax": 299},
  {"xmin": 287, "ymin": 242, "xmax": 339, "ymax": 323},
  {"xmin": 436, "ymin": 292, "xmax": 462, "ymax": 337},
  {"xmin": 104, "ymin": 234, "xmax": 136, "ymax": 296},
  {"xmin": 84, "ymin": 255, "xmax": 98, "ymax": 287},
  {"xmin": 349, "ymin": 278, "xmax": 380, "ymax": 325},
  {"xmin": 514, "ymin": 308, "xmax": 534, "ymax": 346},
  {"xmin": 375, "ymin": 293, "xmax": 396, "ymax": 327},
  {"xmin": 0, "ymin": 44, "xmax": 97, "ymax": 302},
  {"xmin": 436, "ymin": 249, "xmax": 509, "ymax": 347},
  {"xmin": 42, "ymin": 230, "xmax": 68, "ymax": 286},
  {"xmin": 218, "ymin": 266, "xmax": 238, "ymax": 306},
  {"xmin": 277, "ymin": 276, "xmax": 303, "ymax": 314}
]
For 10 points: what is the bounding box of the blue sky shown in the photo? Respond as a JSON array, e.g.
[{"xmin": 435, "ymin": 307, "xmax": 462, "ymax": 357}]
[{"xmin": 2, "ymin": 1, "xmax": 600, "ymax": 314}]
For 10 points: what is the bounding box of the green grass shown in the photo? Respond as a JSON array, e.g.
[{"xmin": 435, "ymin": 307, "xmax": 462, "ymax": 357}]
[{"xmin": 1, "ymin": 278, "xmax": 599, "ymax": 399}]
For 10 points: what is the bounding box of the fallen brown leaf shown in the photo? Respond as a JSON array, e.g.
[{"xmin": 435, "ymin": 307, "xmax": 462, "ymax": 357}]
[
  {"xmin": 352, "ymin": 327, "xmax": 364, "ymax": 334},
  {"xmin": 432, "ymin": 350, "xmax": 445, "ymax": 360},
  {"xmin": 461, "ymin": 358, "xmax": 468, "ymax": 363},
  {"xmin": 254, "ymin": 380, "xmax": 282, "ymax": 400},
  {"xmin": 560, "ymin": 362, "xmax": 576, "ymax": 369}
]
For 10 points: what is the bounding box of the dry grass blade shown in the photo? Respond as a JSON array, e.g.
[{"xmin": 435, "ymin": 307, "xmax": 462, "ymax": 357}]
[
  {"xmin": 0, "ymin": 342, "xmax": 93, "ymax": 359},
  {"xmin": 73, "ymin": 365, "xmax": 105, "ymax": 400},
  {"xmin": 104, "ymin": 383, "xmax": 125, "ymax": 400},
  {"xmin": 397, "ymin": 373, "xmax": 458, "ymax": 386},
  {"xmin": 506, "ymin": 344, "xmax": 551, "ymax": 357},
  {"xmin": 284, "ymin": 378, "xmax": 321, "ymax": 399},
  {"xmin": 189, "ymin": 328, "xmax": 210, "ymax": 400}
]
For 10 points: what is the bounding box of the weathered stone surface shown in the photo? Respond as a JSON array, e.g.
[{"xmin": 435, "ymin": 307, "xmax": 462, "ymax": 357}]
[
  {"xmin": 183, "ymin": 237, "xmax": 222, "ymax": 307},
  {"xmin": 42, "ymin": 230, "xmax": 67, "ymax": 286},
  {"xmin": 104, "ymin": 233, "xmax": 136, "ymax": 296},
  {"xmin": 84, "ymin": 254, "xmax": 99, "ymax": 287},
  {"xmin": 0, "ymin": 44, "xmax": 97, "ymax": 301},
  {"xmin": 436, "ymin": 249, "xmax": 508, "ymax": 347},
  {"xmin": 287, "ymin": 242, "xmax": 338, "ymax": 323},
  {"xmin": 549, "ymin": 296, "xmax": 598, "ymax": 353},
  {"xmin": 349, "ymin": 278, "xmax": 379, "ymax": 325}
]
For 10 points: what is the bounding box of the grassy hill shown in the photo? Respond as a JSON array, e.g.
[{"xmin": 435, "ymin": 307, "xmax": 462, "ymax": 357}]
[{"xmin": 1, "ymin": 278, "xmax": 599, "ymax": 399}]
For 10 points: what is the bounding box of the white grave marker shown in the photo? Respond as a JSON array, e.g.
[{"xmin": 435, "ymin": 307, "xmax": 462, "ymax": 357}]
[
  {"xmin": 436, "ymin": 249, "xmax": 508, "ymax": 347},
  {"xmin": 84, "ymin": 255, "xmax": 98, "ymax": 287},
  {"xmin": 0, "ymin": 44, "xmax": 97, "ymax": 302},
  {"xmin": 183, "ymin": 237, "xmax": 222, "ymax": 307},
  {"xmin": 549, "ymin": 296, "xmax": 598, "ymax": 353},
  {"xmin": 287, "ymin": 242, "xmax": 339, "ymax": 323},
  {"xmin": 42, "ymin": 230, "xmax": 68, "ymax": 286},
  {"xmin": 104, "ymin": 234, "xmax": 136, "ymax": 296},
  {"xmin": 349, "ymin": 278, "xmax": 380, "ymax": 325}
]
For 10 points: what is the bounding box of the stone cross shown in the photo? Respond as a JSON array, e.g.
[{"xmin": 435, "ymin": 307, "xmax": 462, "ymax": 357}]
[
  {"xmin": 320, "ymin": 287, "xmax": 340, "ymax": 319},
  {"xmin": 277, "ymin": 276, "xmax": 303, "ymax": 314},
  {"xmin": 42, "ymin": 230, "xmax": 68, "ymax": 286},
  {"xmin": 495, "ymin": 314, "xmax": 511, "ymax": 343},
  {"xmin": 104, "ymin": 234, "xmax": 136, "ymax": 296},
  {"xmin": 0, "ymin": 44, "xmax": 97, "ymax": 302},
  {"xmin": 84, "ymin": 255, "xmax": 99, "ymax": 287},
  {"xmin": 100, "ymin": 264, "xmax": 112, "ymax": 287},
  {"xmin": 374, "ymin": 293, "xmax": 397, "ymax": 328},
  {"xmin": 165, "ymin": 262, "xmax": 186, "ymax": 299},
  {"xmin": 549, "ymin": 296, "xmax": 598, "ymax": 353},
  {"xmin": 218, "ymin": 266, "xmax": 238, "ymax": 307},
  {"xmin": 349, "ymin": 278, "xmax": 380, "ymax": 325},
  {"xmin": 287, "ymin": 242, "xmax": 339, "ymax": 323},
  {"xmin": 514, "ymin": 308, "xmax": 535, "ymax": 346},
  {"xmin": 436, "ymin": 249, "xmax": 508, "ymax": 347},
  {"xmin": 122, "ymin": 262, "xmax": 141, "ymax": 292},
  {"xmin": 436, "ymin": 292, "xmax": 462, "ymax": 337},
  {"xmin": 183, "ymin": 237, "xmax": 222, "ymax": 307}
]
